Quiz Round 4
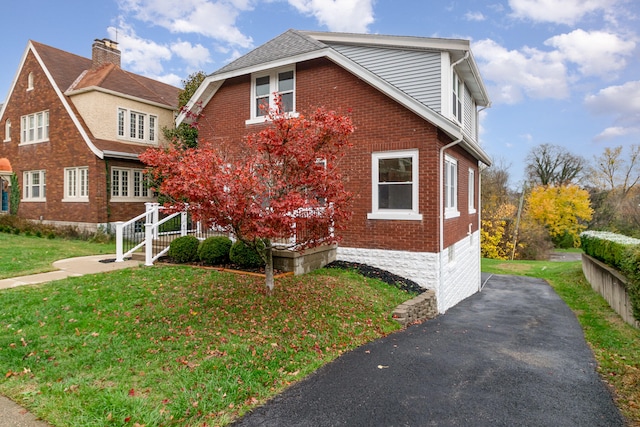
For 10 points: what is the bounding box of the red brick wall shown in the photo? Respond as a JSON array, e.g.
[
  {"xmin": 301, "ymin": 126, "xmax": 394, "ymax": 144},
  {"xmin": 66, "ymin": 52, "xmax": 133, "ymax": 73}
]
[
  {"xmin": 0, "ymin": 50, "xmax": 148, "ymax": 226},
  {"xmin": 197, "ymin": 58, "xmax": 480, "ymax": 253}
]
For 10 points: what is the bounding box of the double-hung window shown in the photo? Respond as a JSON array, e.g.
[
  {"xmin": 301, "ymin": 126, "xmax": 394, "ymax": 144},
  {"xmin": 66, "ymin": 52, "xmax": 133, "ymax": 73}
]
[
  {"xmin": 368, "ymin": 150, "xmax": 422, "ymax": 221},
  {"xmin": 249, "ymin": 69, "xmax": 295, "ymax": 123},
  {"xmin": 111, "ymin": 167, "xmax": 150, "ymax": 201},
  {"xmin": 64, "ymin": 167, "xmax": 89, "ymax": 202},
  {"xmin": 444, "ymin": 155, "xmax": 459, "ymax": 218},
  {"xmin": 20, "ymin": 111, "xmax": 49, "ymax": 144},
  {"xmin": 23, "ymin": 170, "xmax": 46, "ymax": 201},
  {"xmin": 117, "ymin": 108, "xmax": 157, "ymax": 143}
]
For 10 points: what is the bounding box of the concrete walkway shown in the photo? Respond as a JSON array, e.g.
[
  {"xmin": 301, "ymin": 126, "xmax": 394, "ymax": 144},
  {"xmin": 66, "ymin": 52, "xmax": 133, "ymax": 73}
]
[{"xmin": 0, "ymin": 255, "xmax": 140, "ymax": 290}]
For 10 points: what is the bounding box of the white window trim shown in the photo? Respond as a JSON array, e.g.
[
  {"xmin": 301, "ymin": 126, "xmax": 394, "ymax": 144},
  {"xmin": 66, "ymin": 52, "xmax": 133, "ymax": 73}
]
[
  {"xmin": 27, "ymin": 72, "xmax": 34, "ymax": 91},
  {"xmin": 468, "ymin": 168, "xmax": 476, "ymax": 214},
  {"xmin": 116, "ymin": 107, "xmax": 158, "ymax": 144},
  {"xmin": 452, "ymin": 71, "xmax": 463, "ymax": 124},
  {"xmin": 444, "ymin": 155, "xmax": 459, "ymax": 219},
  {"xmin": 246, "ymin": 67, "xmax": 297, "ymax": 125},
  {"xmin": 111, "ymin": 167, "xmax": 153, "ymax": 202},
  {"xmin": 368, "ymin": 149, "xmax": 422, "ymax": 221},
  {"xmin": 63, "ymin": 167, "xmax": 89, "ymax": 202},
  {"xmin": 19, "ymin": 111, "xmax": 49, "ymax": 145},
  {"xmin": 22, "ymin": 170, "xmax": 46, "ymax": 202}
]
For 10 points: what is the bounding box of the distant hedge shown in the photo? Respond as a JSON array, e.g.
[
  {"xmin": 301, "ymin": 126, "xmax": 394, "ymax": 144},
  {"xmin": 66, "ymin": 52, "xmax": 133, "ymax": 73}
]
[{"xmin": 581, "ymin": 231, "xmax": 640, "ymax": 321}]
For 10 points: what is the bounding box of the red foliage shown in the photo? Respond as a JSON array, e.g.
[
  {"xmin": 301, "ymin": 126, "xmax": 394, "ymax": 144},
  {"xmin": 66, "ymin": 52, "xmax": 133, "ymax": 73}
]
[{"xmin": 140, "ymin": 99, "xmax": 354, "ymax": 251}]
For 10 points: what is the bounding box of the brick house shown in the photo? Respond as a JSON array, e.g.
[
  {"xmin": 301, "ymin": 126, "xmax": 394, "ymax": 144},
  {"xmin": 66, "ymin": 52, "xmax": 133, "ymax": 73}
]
[
  {"xmin": 0, "ymin": 39, "xmax": 180, "ymax": 230},
  {"xmin": 180, "ymin": 30, "xmax": 492, "ymax": 312}
]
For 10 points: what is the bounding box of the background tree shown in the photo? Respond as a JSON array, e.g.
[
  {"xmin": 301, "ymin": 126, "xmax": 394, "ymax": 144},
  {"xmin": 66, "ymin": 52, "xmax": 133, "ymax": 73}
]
[
  {"xmin": 141, "ymin": 101, "xmax": 354, "ymax": 291},
  {"xmin": 586, "ymin": 145, "xmax": 640, "ymax": 235},
  {"xmin": 524, "ymin": 184, "xmax": 593, "ymax": 248},
  {"xmin": 480, "ymin": 160, "xmax": 518, "ymax": 259},
  {"xmin": 525, "ymin": 143, "xmax": 585, "ymax": 186},
  {"xmin": 162, "ymin": 71, "xmax": 207, "ymax": 149}
]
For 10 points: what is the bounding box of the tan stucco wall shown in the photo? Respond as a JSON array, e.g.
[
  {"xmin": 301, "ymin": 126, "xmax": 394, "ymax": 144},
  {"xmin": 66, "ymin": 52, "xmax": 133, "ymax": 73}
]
[{"xmin": 70, "ymin": 91, "xmax": 175, "ymax": 145}]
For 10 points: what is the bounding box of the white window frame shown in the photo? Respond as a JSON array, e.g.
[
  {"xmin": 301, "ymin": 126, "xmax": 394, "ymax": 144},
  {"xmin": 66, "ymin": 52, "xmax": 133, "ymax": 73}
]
[
  {"xmin": 452, "ymin": 71, "xmax": 463, "ymax": 124},
  {"xmin": 111, "ymin": 167, "xmax": 152, "ymax": 201},
  {"xmin": 20, "ymin": 111, "xmax": 49, "ymax": 144},
  {"xmin": 444, "ymin": 155, "xmax": 459, "ymax": 218},
  {"xmin": 368, "ymin": 150, "xmax": 422, "ymax": 221},
  {"xmin": 4, "ymin": 119, "xmax": 10, "ymax": 142},
  {"xmin": 23, "ymin": 170, "xmax": 46, "ymax": 202},
  {"xmin": 116, "ymin": 107, "xmax": 158, "ymax": 143},
  {"xmin": 27, "ymin": 72, "xmax": 34, "ymax": 91},
  {"xmin": 468, "ymin": 168, "xmax": 476, "ymax": 214},
  {"xmin": 63, "ymin": 167, "xmax": 89, "ymax": 202},
  {"xmin": 247, "ymin": 68, "xmax": 296, "ymax": 124}
]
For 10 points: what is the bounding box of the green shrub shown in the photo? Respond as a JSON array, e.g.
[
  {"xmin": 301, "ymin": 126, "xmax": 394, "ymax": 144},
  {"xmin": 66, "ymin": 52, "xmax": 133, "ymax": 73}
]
[
  {"xmin": 229, "ymin": 240, "xmax": 264, "ymax": 268},
  {"xmin": 581, "ymin": 231, "xmax": 640, "ymax": 321},
  {"xmin": 198, "ymin": 236, "xmax": 232, "ymax": 265},
  {"xmin": 168, "ymin": 235, "xmax": 200, "ymax": 263}
]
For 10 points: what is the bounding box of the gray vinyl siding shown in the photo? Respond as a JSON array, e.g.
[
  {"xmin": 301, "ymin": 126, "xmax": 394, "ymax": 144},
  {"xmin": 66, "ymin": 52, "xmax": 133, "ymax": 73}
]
[{"xmin": 329, "ymin": 44, "xmax": 442, "ymax": 113}]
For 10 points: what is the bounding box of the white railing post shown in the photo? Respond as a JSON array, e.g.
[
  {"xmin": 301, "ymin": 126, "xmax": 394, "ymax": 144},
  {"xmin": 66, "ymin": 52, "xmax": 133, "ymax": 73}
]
[
  {"xmin": 181, "ymin": 211, "xmax": 188, "ymax": 236},
  {"xmin": 145, "ymin": 219, "xmax": 154, "ymax": 266},
  {"xmin": 115, "ymin": 221, "xmax": 124, "ymax": 262},
  {"xmin": 146, "ymin": 202, "xmax": 159, "ymax": 239}
]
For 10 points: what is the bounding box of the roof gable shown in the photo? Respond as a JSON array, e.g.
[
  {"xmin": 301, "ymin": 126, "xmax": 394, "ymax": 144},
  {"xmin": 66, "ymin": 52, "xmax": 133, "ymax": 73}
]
[{"xmin": 213, "ymin": 29, "xmax": 326, "ymax": 76}]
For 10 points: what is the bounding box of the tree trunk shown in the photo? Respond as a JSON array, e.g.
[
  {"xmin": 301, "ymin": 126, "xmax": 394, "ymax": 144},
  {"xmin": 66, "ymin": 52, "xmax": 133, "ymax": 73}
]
[{"xmin": 265, "ymin": 246, "xmax": 275, "ymax": 292}]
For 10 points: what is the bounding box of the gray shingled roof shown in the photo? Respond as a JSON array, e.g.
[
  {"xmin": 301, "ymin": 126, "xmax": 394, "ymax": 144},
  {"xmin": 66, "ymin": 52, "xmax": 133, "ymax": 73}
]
[{"xmin": 212, "ymin": 29, "xmax": 327, "ymax": 76}]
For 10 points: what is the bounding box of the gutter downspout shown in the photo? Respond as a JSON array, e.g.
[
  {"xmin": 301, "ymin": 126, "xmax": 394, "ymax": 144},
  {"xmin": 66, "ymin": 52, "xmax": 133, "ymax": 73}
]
[{"xmin": 438, "ymin": 51, "xmax": 470, "ymax": 307}]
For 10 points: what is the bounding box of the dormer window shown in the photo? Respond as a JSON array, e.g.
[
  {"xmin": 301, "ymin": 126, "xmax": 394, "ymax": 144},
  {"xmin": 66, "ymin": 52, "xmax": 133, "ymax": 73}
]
[
  {"xmin": 27, "ymin": 72, "xmax": 34, "ymax": 90},
  {"xmin": 249, "ymin": 68, "xmax": 295, "ymax": 123},
  {"xmin": 117, "ymin": 108, "xmax": 158, "ymax": 143}
]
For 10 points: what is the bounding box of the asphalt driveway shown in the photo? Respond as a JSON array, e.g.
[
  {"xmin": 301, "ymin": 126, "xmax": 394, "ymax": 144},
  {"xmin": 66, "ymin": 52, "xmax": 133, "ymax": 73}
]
[{"xmin": 233, "ymin": 273, "xmax": 625, "ymax": 426}]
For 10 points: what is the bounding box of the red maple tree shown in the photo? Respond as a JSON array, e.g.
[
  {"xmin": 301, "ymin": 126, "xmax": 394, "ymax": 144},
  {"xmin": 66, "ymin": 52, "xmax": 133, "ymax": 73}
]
[{"xmin": 140, "ymin": 99, "xmax": 354, "ymax": 290}]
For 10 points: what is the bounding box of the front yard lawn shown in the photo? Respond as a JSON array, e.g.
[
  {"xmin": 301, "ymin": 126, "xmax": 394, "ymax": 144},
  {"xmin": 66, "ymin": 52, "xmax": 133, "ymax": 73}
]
[
  {"xmin": 0, "ymin": 233, "xmax": 115, "ymax": 279},
  {"xmin": 0, "ymin": 265, "xmax": 411, "ymax": 426}
]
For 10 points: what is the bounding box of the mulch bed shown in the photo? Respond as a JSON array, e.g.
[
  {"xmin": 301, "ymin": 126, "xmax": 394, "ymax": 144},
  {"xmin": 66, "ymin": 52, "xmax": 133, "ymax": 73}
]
[{"xmin": 324, "ymin": 260, "xmax": 424, "ymax": 294}]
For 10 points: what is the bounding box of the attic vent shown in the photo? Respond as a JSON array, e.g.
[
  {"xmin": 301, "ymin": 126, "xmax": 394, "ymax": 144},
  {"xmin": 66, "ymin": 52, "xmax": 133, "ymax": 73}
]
[{"xmin": 92, "ymin": 38, "xmax": 121, "ymax": 69}]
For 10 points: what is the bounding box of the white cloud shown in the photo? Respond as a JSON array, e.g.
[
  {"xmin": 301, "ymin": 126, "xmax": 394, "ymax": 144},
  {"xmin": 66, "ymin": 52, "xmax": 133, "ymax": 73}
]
[
  {"xmin": 170, "ymin": 41, "xmax": 212, "ymax": 70},
  {"xmin": 108, "ymin": 25, "xmax": 172, "ymax": 76},
  {"xmin": 508, "ymin": 0, "xmax": 618, "ymax": 25},
  {"xmin": 545, "ymin": 29, "xmax": 635, "ymax": 78},
  {"xmin": 585, "ymin": 80, "xmax": 640, "ymax": 140},
  {"xmin": 473, "ymin": 39, "xmax": 569, "ymax": 104},
  {"xmin": 287, "ymin": 0, "xmax": 374, "ymax": 33},
  {"xmin": 465, "ymin": 11, "xmax": 486, "ymax": 21},
  {"xmin": 117, "ymin": 0, "xmax": 253, "ymax": 47}
]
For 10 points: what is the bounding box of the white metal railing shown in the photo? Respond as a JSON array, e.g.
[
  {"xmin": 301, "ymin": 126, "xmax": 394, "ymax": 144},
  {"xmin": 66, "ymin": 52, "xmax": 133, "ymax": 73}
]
[{"xmin": 115, "ymin": 202, "xmax": 333, "ymax": 266}]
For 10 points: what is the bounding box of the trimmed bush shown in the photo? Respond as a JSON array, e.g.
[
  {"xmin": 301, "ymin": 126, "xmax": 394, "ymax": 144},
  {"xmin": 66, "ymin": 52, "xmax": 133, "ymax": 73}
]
[
  {"xmin": 229, "ymin": 240, "xmax": 264, "ymax": 268},
  {"xmin": 581, "ymin": 230, "xmax": 640, "ymax": 321},
  {"xmin": 168, "ymin": 235, "xmax": 200, "ymax": 263},
  {"xmin": 198, "ymin": 236, "xmax": 232, "ymax": 265}
]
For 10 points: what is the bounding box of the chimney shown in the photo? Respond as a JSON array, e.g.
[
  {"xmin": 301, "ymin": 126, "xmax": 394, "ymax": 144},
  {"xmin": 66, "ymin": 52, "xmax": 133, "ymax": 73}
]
[{"xmin": 92, "ymin": 38, "xmax": 121, "ymax": 68}]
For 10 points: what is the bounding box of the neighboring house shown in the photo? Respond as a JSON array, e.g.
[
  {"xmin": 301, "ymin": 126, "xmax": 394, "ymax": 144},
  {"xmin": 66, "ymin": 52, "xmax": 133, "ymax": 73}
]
[
  {"xmin": 180, "ymin": 29, "xmax": 492, "ymax": 313},
  {"xmin": 0, "ymin": 39, "xmax": 180, "ymax": 230}
]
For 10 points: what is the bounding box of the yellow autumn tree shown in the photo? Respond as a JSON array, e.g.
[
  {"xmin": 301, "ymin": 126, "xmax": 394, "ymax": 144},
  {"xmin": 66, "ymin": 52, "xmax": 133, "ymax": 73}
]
[
  {"xmin": 481, "ymin": 202, "xmax": 517, "ymax": 260},
  {"xmin": 525, "ymin": 184, "xmax": 593, "ymax": 248}
]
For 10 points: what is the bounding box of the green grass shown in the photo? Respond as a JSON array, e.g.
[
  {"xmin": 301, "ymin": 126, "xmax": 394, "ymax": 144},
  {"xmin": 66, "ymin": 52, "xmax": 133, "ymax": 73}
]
[
  {"xmin": 0, "ymin": 233, "xmax": 115, "ymax": 279},
  {"xmin": 483, "ymin": 258, "xmax": 640, "ymax": 424},
  {"xmin": 0, "ymin": 265, "xmax": 411, "ymax": 426}
]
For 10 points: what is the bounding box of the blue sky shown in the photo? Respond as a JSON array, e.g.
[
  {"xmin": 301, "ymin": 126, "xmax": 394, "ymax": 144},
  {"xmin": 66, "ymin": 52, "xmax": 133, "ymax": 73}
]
[{"xmin": 1, "ymin": 0, "xmax": 638, "ymax": 186}]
